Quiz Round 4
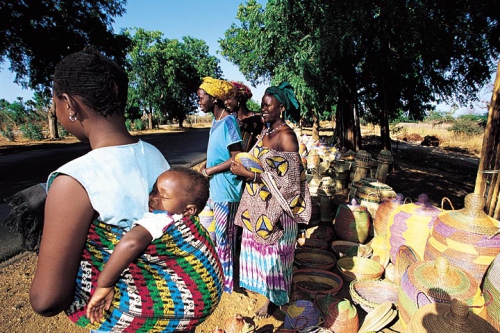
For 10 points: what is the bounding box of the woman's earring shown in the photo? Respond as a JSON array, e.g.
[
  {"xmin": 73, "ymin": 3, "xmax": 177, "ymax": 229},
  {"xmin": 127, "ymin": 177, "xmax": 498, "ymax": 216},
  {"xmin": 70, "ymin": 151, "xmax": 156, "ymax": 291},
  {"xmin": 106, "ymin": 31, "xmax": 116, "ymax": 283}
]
[{"xmin": 69, "ymin": 114, "xmax": 77, "ymax": 122}]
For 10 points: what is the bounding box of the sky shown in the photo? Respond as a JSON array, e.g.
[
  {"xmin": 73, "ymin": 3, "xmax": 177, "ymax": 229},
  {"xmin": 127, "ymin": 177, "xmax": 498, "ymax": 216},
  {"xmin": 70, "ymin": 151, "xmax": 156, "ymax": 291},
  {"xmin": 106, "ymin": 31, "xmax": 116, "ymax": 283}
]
[
  {"xmin": 0, "ymin": 0, "xmax": 268, "ymax": 104},
  {"xmin": 0, "ymin": 0, "xmax": 495, "ymax": 116}
]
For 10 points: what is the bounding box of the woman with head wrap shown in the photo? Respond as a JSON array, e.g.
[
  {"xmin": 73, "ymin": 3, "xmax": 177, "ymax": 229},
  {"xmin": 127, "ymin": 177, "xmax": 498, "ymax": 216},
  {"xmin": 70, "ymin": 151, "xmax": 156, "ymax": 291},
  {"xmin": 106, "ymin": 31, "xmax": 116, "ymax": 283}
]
[
  {"xmin": 225, "ymin": 81, "xmax": 263, "ymax": 152},
  {"xmin": 197, "ymin": 77, "xmax": 243, "ymax": 293},
  {"xmin": 230, "ymin": 81, "xmax": 312, "ymax": 318}
]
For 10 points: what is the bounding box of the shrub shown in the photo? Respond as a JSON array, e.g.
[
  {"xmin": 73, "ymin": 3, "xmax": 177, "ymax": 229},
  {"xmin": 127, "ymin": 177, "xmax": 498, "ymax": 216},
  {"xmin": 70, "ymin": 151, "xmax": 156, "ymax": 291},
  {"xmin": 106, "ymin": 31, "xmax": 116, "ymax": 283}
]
[
  {"xmin": 133, "ymin": 119, "xmax": 145, "ymax": 131},
  {"xmin": 1, "ymin": 127, "xmax": 14, "ymax": 141},
  {"xmin": 125, "ymin": 119, "xmax": 132, "ymax": 132},
  {"xmin": 448, "ymin": 118, "xmax": 484, "ymax": 135},
  {"xmin": 20, "ymin": 123, "xmax": 44, "ymax": 141},
  {"xmin": 58, "ymin": 125, "xmax": 69, "ymax": 138}
]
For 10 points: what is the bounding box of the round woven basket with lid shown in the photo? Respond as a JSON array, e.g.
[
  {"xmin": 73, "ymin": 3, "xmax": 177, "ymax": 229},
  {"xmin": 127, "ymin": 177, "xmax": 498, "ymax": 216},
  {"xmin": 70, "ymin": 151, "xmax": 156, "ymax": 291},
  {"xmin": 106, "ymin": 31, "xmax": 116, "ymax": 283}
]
[
  {"xmin": 406, "ymin": 298, "xmax": 497, "ymax": 333},
  {"xmin": 398, "ymin": 257, "xmax": 486, "ymax": 329},
  {"xmin": 373, "ymin": 193, "xmax": 404, "ymax": 236},
  {"xmin": 386, "ymin": 193, "xmax": 442, "ymax": 263},
  {"xmin": 483, "ymin": 252, "xmax": 500, "ymax": 331},
  {"xmin": 424, "ymin": 193, "xmax": 500, "ymax": 286},
  {"xmin": 334, "ymin": 198, "xmax": 371, "ymax": 243},
  {"xmin": 349, "ymin": 178, "xmax": 397, "ymax": 225}
]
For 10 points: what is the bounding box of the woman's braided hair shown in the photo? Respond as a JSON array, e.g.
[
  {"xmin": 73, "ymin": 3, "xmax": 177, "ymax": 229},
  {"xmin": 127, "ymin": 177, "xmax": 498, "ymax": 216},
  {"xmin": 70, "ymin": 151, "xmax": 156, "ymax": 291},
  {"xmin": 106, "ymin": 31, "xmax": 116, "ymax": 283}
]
[{"xmin": 53, "ymin": 47, "xmax": 128, "ymax": 117}]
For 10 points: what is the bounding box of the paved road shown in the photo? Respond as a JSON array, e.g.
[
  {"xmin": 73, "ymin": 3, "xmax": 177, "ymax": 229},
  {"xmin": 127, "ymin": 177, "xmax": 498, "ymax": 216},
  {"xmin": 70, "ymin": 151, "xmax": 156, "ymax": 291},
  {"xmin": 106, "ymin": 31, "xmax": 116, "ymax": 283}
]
[{"xmin": 0, "ymin": 128, "xmax": 209, "ymax": 262}]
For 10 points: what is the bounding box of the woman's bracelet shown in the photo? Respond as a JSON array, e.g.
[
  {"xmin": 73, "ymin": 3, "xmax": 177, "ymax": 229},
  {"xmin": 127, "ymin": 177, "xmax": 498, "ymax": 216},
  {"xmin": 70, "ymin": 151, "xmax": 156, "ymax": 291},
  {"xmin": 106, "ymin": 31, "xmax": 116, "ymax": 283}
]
[
  {"xmin": 201, "ymin": 168, "xmax": 210, "ymax": 178},
  {"xmin": 253, "ymin": 171, "xmax": 257, "ymax": 182}
]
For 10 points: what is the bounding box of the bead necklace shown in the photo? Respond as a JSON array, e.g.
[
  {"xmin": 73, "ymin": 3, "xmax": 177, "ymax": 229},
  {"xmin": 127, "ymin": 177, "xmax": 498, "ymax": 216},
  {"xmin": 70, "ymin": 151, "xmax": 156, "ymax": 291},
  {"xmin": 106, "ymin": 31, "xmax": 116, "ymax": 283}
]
[
  {"xmin": 217, "ymin": 109, "xmax": 226, "ymax": 121},
  {"xmin": 265, "ymin": 120, "xmax": 286, "ymax": 136}
]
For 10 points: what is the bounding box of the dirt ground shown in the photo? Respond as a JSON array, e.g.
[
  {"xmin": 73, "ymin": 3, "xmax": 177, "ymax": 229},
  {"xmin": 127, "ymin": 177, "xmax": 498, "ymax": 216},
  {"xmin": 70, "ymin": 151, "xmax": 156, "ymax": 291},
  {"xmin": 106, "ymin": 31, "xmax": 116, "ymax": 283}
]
[{"xmin": 0, "ymin": 133, "xmax": 481, "ymax": 333}]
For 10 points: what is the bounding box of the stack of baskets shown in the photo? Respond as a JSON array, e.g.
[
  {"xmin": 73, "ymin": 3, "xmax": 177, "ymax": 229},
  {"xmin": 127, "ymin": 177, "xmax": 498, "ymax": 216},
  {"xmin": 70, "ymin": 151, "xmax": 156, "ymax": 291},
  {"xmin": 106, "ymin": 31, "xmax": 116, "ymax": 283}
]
[
  {"xmin": 424, "ymin": 193, "xmax": 500, "ymax": 286},
  {"xmin": 386, "ymin": 193, "xmax": 442, "ymax": 263},
  {"xmin": 398, "ymin": 257, "xmax": 486, "ymax": 329},
  {"xmin": 348, "ymin": 177, "xmax": 397, "ymax": 222}
]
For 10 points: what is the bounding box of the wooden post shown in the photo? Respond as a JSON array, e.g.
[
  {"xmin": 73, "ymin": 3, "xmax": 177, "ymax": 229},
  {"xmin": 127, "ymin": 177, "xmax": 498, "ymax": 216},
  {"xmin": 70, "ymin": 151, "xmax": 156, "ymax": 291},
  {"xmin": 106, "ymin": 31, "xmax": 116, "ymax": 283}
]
[{"xmin": 475, "ymin": 61, "xmax": 500, "ymax": 206}]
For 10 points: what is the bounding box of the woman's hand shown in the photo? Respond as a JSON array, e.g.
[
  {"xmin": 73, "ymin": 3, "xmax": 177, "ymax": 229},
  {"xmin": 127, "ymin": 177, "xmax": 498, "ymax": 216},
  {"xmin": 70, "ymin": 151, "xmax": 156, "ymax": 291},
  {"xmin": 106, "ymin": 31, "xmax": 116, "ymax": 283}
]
[
  {"xmin": 230, "ymin": 159, "xmax": 253, "ymax": 179},
  {"xmin": 86, "ymin": 286, "xmax": 115, "ymax": 324}
]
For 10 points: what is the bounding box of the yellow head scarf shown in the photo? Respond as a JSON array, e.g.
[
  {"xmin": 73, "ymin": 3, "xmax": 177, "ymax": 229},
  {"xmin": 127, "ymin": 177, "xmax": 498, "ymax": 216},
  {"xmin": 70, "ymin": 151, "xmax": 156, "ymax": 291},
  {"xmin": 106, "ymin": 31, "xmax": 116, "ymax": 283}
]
[{"xmin": 199, "ymin": 77, "xmax": 236, "ymax": 100}]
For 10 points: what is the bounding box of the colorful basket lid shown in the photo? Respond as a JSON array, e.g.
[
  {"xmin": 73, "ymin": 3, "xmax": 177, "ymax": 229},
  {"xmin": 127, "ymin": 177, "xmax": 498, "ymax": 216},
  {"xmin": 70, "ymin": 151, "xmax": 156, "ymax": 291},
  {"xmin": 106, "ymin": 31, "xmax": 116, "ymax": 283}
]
[
  {"xmin": 235, "ymin": 152, "xmax": 263, "ymax": 173},
  {"xmin": 406, "ymin": 299, "xmax": 497, "ymax": 333}
]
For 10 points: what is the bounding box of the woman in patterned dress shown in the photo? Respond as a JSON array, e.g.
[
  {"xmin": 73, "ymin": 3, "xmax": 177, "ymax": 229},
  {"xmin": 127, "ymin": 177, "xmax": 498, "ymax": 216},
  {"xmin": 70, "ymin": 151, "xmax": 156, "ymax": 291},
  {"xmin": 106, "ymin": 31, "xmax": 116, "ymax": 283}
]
[{"xmin": 230, "ymin": 82, "xmax": 311, "ymax": 318}]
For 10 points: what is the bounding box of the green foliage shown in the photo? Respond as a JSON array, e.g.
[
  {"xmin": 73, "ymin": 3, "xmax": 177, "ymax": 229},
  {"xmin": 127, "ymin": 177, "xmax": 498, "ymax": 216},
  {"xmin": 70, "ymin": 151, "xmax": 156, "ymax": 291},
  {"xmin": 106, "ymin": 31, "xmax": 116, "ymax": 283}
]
[
  {"xmin": 458, "ymin": 113, "xmax": 488, "ymax": 127},
  {"xmin": 424, "ymin": 110, "xmax": 455, "ymax": 123},
  {"xmin": 0, "ymin": 0, "xmax": 130, "ymax": 92},
  {"xmin": 448, "ymin": 118, "xmax": 484, "ymax": 135},
  {"xmin": 19, "ymin": 123, "xmax": 44, "ymax": 141},
  {"xmin": 1, "ymin": 127, "xmax": 14, "ymax": 141},
  {"xmin": 125, "ymin": 29, "xmax": 221, "ymax": 128},
  {"xmin": 125, "ymin": 119, "xmax": 132, "ymax": 132},
  {"xmin": 220, "ymin": 0, "xmax": 500, "ymax": 149},
  {"xmin": 246, "ymin": 99, "xmax": 261, "ymax": 112},
  {"xmin": 57, "ymin": 125, "xmax": 69, "ymax": 138},
  {"xmin": 133, "ymin": 119, "xmax": 145, "ymax": 131}
]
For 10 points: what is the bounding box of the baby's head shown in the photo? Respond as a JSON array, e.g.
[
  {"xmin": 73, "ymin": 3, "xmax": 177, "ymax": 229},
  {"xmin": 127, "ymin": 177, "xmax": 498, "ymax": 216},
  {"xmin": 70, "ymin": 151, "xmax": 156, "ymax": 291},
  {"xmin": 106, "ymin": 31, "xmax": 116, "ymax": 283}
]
[{"xmin": 149, "ymin": 167, "xmax": 209, "ymax": 217}]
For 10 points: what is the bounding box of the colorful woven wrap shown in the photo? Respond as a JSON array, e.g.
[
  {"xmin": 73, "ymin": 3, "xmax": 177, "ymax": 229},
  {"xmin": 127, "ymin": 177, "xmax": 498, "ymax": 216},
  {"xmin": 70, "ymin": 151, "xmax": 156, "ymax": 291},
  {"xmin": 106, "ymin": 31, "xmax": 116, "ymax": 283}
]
[
  {"xmin": 65, "ymin": 216, "xmax": 223, "ymax": 332},
  {"xmin": 386, "ymin": 194, "xmax": 441, "ymax": 263}
]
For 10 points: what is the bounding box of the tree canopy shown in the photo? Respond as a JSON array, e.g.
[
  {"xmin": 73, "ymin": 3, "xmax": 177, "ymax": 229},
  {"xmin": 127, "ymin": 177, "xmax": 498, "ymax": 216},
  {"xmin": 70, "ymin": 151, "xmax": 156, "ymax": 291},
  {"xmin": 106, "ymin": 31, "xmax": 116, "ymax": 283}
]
[
  {"xmin": 125, "ymin": 29, "xmax": 222, "ymax": 128},
  {"xmin": 1, "ymin": 0, "xmax": 130, "ymax": 95},
  {"xmin": 220, "ymin": 0, "xmax": 500, "ymax": 149}
]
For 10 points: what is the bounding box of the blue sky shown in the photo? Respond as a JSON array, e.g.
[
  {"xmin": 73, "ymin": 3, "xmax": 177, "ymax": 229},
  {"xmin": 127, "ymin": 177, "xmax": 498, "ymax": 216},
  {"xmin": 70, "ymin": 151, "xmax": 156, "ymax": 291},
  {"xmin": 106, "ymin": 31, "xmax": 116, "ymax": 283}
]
[{"xmin": 0, "ymin": 0, "xmax": 268, "ymax": 104}]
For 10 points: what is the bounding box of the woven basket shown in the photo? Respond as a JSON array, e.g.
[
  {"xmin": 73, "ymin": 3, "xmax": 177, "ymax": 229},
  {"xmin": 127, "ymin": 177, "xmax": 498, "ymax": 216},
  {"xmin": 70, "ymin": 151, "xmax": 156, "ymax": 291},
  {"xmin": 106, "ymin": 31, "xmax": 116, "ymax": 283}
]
[
  {"xmin": 334, "ymin": 199, "xmax": 371, "ymax": 243},
  {"xmin": 424, "ymin": 193, "xmax": 500, "ymax": 286},
  {"xmin": 373, "ymin": 194, "xmax": 404, "ymax": 236},
  {"xmin": 314, "ymin": 292, "xmax": 341, "ymax": 316},
  {"xmin": 349, "ymin": 279, "xmax": 399, "ymax": 313},
  {"xmin": 330, "ymin": 240, "xmax": 372, "ymax": 259},
  {"xmin": 386, "ymin": 193, "xmax": 442, "ymax": 263},
  {"xmin": 294, "ymin": 249, "xmax": 337, "ymax": 271},
  {"xmin": 283, "ymin": 299, "xmax": 322, "ymax": 331},
  {"xmin": 398, "ymin": 257, "xmax": 486, "ymax": 330},
  {"xmin": 354, "ymin": 150, "xmax": 374, "ymax": 168},
  {"xmin": 336, "ymin": 256, "xmax": 384, "ymax": 283},
  {"xmin": 324, "ymin": 299, "xmax": 359, "ymax": 333},
  {"xmin": 394, "ymin": 245, "xmax": 421, "ymax": 286},
  {"xmin": 305, "ymin": 225, "xmax": 334, "ymax": 243},
  {"xmin": 483, "ymin": 253, "xmax": 500, "ymax": 331},
  {"xmin": 406, "ymin": 299, "xmax": 497, "ymax": 333},
  {"xmin": 297, "ymin": 238, "xmax": 329, "ymax": 251},
  {"xmin": 292, "ymin": 268, "xmax": 343, "ymax": 298}
]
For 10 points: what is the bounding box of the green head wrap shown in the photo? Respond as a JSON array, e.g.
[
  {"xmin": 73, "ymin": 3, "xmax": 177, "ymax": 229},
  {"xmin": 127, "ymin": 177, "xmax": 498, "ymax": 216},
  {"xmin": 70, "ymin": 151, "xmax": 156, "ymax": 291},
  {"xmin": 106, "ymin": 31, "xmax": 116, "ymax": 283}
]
[{"xmin": 265, "ymin": 81, "xmax": 300, "ymax": 123}]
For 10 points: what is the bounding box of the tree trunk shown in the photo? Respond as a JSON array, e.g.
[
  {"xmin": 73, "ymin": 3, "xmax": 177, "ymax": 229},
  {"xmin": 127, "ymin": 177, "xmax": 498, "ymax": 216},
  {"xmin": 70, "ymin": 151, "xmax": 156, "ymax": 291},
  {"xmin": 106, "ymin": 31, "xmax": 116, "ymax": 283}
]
[
  {"xmin": 337, "ymin": 89, "xmax": 356, "ymax": 151},
  {"xmin": 47, "ymin": 100, "xmax": 59, "ymax": 139},
  {"xmin": 380, "ymin": 107, "xmax": 391, "ymax": 150},
  {"xmin": 312, "ymin": 109, "xmax": 320, "ymax": 141},
  {"xmin": 475, "ymin": 61, "xmax": 500, "ymax": 206},
  {"xmin": 148, "ymin": 112, "xmax": 153, "ymax": 130}
]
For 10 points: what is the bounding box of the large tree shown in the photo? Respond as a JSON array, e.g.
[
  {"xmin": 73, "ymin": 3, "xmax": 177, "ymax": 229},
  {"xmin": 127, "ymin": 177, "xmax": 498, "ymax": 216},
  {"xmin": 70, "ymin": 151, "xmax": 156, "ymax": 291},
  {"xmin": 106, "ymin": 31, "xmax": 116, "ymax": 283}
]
[
  {"xmin": 220, "ymin": 0, "xmax": 500, "ymax": 150},
  {"xmin": 0, "ymin": 0, "xmax": 130, "ymax": 138},
  {"xmin": 125, "ymin": 29, "xmax": 221, "ymax": 129}
]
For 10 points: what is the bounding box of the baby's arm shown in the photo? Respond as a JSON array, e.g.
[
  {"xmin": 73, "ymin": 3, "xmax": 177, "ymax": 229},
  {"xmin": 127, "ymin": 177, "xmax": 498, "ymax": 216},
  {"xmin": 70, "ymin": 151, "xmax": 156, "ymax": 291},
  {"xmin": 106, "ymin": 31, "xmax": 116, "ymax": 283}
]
[{"xmin": 86, "ymin": 225, "xmax": 152, "ymax": 324}]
